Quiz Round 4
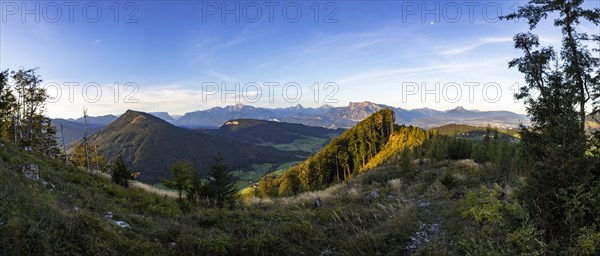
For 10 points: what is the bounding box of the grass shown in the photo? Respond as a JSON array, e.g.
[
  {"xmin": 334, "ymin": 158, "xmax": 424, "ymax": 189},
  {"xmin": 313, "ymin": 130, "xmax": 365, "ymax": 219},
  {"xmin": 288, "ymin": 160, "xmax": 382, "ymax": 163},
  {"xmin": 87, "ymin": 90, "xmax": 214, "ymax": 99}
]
[
  {"xmin": 232, "ymin": 161, "xmax": 301, "ymax": 190},
  {"xmin": 1, "ymin": 141, "xmax": 531, "ymax": 255}
]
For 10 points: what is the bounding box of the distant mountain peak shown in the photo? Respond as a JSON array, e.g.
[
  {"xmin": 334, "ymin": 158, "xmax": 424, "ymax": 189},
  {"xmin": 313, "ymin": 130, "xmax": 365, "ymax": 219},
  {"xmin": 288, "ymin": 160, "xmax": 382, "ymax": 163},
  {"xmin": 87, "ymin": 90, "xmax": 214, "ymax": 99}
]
[
  {"xmin": 149, "ymin": 112, "xmax": 175, "ymax": 123},
  {"xmin": 231, "ymin": 103, "xmax": 246, "ymax": 111},
  {"xmin": 347, "ymin": 101, "xmax": 383, "ymax": 111},
  {"xmin": 349, "ymin": 101, "xmax": 376, "ymax": 107},
  {"xmin": 449, "ymin": 106, "xmax": 467, "ymax": 112}
]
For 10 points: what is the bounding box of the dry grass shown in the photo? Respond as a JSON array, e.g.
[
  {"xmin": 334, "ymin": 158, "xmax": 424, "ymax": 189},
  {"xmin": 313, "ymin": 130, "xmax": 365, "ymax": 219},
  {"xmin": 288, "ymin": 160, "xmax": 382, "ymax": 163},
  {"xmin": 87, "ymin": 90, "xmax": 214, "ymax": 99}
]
[
  {"xmin": 275, "ymin": 183, "xmax": 347, "ymax": 208},
  {"xmin": 454, "ymin": 159, "xmax": 481, "ymax": 171},
  {"xmin": 388, "ymin": 178, "xmax": 403, "ymax": 195},
  {"xmin": 129, "ymin": 180, "xmax": 179, "ymax": 198},
  {"xmin": 93, "ymin": 169, "xmax": 179, "ymax": 198}
]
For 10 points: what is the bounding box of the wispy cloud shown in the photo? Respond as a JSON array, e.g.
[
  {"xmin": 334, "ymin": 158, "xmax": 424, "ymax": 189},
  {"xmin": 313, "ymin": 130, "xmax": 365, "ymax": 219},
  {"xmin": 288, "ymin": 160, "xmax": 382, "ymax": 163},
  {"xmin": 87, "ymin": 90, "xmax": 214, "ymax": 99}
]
[
  {"xmin": 441, "ymin": 37, "xmax": 513, "ymax": 56},
  {"xmin": 302, "ymin": 29, "xmax": 410, "ymax": 54},
  {"xmin": 335, "ymin": 57, "xmax": 510, "ymax": 85},
  {"xmin": 94, "ymin": 39, "xmax": 102, "ymax": 45}
]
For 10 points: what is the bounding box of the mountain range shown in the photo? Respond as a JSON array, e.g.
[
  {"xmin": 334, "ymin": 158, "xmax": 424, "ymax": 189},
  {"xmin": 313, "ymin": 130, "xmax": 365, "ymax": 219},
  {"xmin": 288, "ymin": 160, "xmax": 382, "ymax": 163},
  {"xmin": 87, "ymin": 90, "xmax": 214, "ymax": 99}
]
[
  {"xmin": 52, "ymin": 102, "xmax": 530, "ymax": 147},
  {"xmin": 128, "ymin": 102, "xmax": 529, "ymax": 129}
]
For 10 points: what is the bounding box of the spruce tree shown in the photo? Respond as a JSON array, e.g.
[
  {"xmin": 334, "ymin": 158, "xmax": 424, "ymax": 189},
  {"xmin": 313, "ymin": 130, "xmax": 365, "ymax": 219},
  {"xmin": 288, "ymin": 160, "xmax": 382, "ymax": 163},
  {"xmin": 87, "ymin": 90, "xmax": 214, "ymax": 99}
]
[
  {"xmin": 111, "ymin": 155, "xmax": 132, "ymax": 188},
  {"xmin": 163, "ymin": 161, "xmax": 193, "ymax": 201},
  {"xmin": 206, "ymin": 154, "xmax": 237, "ymax": 207},
  {"xmin": 503, "ymin": 1, "xmax": 600, "ymax": 250},
  {"xmin": 502, "ymin": 0, "xmax": 600, "ymax": 132},
  {"xmin": 0, "ymin": 70, "xmax": 8, "ymax": 129}
]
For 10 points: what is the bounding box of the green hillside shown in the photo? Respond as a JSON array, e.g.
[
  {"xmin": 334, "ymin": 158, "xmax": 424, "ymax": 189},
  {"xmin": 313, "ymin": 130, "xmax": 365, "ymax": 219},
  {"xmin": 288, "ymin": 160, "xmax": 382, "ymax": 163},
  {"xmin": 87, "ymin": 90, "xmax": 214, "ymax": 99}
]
[
  {"xmin": 362, "ymin": 126, "xmax": 431, "ymax": 170},
  {"xmin": 89, "ymin": 110, "xmax": 304, "ymax": 184},
  {"xmin": 205, "ymin": 119, "xmax": 343, "ymax": 153},
  {"xmin": 253, "ymin": 109, "xmax": 396, "ymax": 196},
  {"xmin": 0, "ymin": 139, "xmax": 438, "ymax": 255}
]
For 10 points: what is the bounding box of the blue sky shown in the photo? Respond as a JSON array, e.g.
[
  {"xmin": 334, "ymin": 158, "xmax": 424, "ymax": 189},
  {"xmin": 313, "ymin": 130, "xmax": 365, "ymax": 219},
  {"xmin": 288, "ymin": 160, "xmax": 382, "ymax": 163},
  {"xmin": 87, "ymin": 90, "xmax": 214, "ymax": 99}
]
[{"xmin": 1, "ymin": 1, "xmax": 598, "ymax": 118}]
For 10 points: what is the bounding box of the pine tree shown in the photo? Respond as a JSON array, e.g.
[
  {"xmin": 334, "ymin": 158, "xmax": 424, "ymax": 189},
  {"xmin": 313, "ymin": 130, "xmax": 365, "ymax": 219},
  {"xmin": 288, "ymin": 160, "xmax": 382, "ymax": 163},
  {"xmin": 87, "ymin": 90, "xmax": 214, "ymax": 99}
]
[
  {"xmin": 503, "ymin": 2, "xmax": 600, "ymax": 249},
  {"xmin": 187, "ymin": 170, "xmax": 203, "ymax": 204},
  {"xmin": 206, "ymin": 154, "xmax": 237, "ymax": 207},
  {"xmin": 0, "ymin": 70, "xmax": 18, "ymax": 143},
  {"xmin": 163, "ymin": 161, "xmax": 193, "ymax": 200},
  {"xmin": 11, "ymin": 69, "xmax": 48, "ymax": 149},
  {"xmin": 111, "ymin": 155, "xmax": 132, "ymax": 188},
  {"xmin": 0, "ymin": 70, "xmax": 8, "ymax": 130},
  {"xmin": 398, "ymin": 148, "xmax": 414, "ymax": 175},
  {"xmin": 502, "ymin": 0, "xmax": 600, "ymax": 132}
]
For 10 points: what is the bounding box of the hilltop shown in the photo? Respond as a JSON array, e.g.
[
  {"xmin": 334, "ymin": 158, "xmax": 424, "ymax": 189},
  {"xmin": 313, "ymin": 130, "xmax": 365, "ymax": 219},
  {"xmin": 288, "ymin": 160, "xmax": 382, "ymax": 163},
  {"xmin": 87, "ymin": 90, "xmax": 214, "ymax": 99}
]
[{"xmin": 89, "ymin": 110, "xmax": 304, "ymax": 184}]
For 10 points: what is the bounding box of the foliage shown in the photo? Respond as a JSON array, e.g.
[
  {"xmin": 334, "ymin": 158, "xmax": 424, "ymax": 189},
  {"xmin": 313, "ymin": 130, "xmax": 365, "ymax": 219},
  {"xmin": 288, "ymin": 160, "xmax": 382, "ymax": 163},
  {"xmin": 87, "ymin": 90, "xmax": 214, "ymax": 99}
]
[
  {"xmin": 70, "ymin": 140, "xmax": 105, "ymax": 171},
  {"xmin": 0, "ymin": 68, "xmax": 58, "ymax": 157},
  {"xmin": 205, "ymin": 154, "xmax": 238, "ymax": 207},
  {"xmin": 111, "ymin": 155, "xmax": 133, "ymax": 187},
  {"xmin": 263, "ymin": 109, "xmax": 395, "ymax": 195},
  {"xmin": 163, "ymin": 161, "xmax": 194, "ymax": 200},
  {"xmin": 362, "ymin": 125, "xmax": 429, "ymax": 170},
  {"xmin": 501, "ymin": 1, "xmax": 600, "ymax": 253}
]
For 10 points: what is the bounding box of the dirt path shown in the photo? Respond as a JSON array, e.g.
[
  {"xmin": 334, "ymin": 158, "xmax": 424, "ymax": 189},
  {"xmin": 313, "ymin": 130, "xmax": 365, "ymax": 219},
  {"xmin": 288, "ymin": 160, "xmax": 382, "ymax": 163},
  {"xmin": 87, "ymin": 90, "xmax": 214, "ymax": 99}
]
[{"xmin": 405, "ymin": 198, "xmax": 445, "ymax": 255}]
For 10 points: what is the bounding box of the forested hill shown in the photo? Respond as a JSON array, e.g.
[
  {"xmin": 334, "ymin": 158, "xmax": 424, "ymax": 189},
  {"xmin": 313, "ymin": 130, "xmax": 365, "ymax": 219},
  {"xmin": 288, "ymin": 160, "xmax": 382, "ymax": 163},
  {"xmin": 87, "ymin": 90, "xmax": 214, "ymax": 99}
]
[
  {"xmin": 89, "ymin": 110, "xmax": 304, "ymax": 183},
  {"xmin": 248, "ymin": 109, "xmax": 525, "ymax": 198},
  {"xmin": 259, "ymin": 109, "xmax": 396, "ymax": 195},
  {"xmin": 206, "ymin": 119, "xmax": 343, "ymax": 145}
]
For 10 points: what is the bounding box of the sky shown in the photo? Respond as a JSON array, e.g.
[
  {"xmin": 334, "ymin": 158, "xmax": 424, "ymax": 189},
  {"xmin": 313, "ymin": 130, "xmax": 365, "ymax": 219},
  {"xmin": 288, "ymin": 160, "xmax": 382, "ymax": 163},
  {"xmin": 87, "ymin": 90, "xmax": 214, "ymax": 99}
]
[{"xmin": 1, "ymin": 0, "xmax": 599, "ymax": 118}]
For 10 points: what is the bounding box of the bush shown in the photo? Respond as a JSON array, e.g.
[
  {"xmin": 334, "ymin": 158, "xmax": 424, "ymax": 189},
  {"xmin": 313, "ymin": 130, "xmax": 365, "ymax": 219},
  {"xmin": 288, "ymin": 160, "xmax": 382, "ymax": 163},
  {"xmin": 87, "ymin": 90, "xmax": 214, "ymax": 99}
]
[{"xmin": 440, "ymin": 171, "xmax": 457, "ymax": 190}]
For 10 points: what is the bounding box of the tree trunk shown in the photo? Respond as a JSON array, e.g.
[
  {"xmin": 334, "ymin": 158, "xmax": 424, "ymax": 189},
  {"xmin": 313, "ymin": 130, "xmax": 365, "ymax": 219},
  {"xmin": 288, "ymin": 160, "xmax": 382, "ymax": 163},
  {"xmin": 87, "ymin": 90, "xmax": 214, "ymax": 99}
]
[{"xmin": 564, "ymin": 10, "xmax": 587, "ymax": 133}]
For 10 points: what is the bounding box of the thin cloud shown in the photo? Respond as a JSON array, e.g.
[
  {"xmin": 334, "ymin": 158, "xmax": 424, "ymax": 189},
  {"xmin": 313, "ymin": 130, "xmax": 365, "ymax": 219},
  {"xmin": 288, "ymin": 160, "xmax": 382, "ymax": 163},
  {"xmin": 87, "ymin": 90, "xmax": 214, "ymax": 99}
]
[
  {"xmin": 336, "ymin": 62, "xmax": 488, "ymax": 85},
  {"xmin": 441, "ymin": 37, "xmax": 513, "ymax": 56}
]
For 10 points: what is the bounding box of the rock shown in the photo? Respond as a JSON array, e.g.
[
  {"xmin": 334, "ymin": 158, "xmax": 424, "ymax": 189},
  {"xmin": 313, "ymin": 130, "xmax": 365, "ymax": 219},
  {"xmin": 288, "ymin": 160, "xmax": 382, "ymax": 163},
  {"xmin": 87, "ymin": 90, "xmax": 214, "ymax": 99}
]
[
  {"xmin": 418, "ymin": 199, "xmax": 430, "ymax": 208},
  {"xmin": 17, "ymin": 164, "xmax": 40, "ymax": 181},
  {"xmin": 114, "ymin": 221, "xmax": 130, "ymax": 228},
  {"xmin": 16, "ymin": 164, "xmax": 49, "ymax": 187},
  {"xmin": 104, "ymin": 211, "xmax": 113, "ymax": 219},
  {"xmin": 369, "ymin": 189, "xmax": 379, "ymax": 199},
  {"xmin": 170, "ymin": 242, "xmax": 177, "ymax": 248},
  {"xmin": 319, "ymin": 248, "xmax": 335, "ymax": 256},
  {"xmin": 313, "ymin": 198, "xmax": 322, "ymax": 208}
]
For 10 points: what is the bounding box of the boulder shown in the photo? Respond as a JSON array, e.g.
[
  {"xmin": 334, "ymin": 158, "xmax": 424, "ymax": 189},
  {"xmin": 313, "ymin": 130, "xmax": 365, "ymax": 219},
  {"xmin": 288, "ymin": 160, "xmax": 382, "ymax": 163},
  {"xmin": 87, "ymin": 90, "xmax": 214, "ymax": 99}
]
[{"xmin": 114, "ymin": 221, "xmax": 130, "ymax": 228}]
